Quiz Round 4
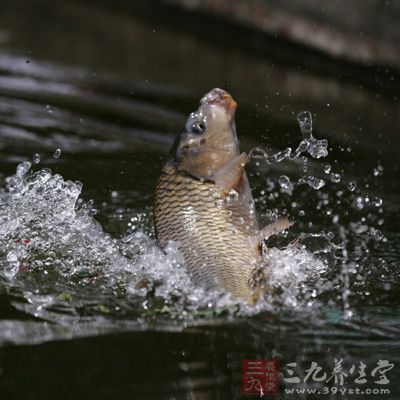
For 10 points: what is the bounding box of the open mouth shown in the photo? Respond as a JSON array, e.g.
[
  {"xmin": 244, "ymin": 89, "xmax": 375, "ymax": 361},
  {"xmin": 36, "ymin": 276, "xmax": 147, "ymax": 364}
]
[{"xmin": 201, "ymin": 88, "xmax": 237, "ymax": 113}]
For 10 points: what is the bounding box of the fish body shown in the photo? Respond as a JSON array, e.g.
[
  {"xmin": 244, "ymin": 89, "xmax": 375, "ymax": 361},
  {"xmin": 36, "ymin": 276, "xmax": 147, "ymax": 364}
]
[
  {"xmin": 153, "ymin": 88, "xmax": 288, "ymax": 302},
  {"xmin": 154, "ymin": 160, "xmax": 260, "ymax": 299}
]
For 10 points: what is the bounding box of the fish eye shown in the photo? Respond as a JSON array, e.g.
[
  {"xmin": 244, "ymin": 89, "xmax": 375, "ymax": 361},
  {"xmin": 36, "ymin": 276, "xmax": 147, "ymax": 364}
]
[{"xmin": 186, "ymin": 115, "xmax": 206, "ymax": 134}]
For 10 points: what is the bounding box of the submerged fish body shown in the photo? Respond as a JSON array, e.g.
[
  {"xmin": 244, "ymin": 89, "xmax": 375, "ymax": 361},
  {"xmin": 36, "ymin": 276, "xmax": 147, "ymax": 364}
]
[{"xmin": 154, "ymin": 88, "xmax": 287, "ymax": 302}]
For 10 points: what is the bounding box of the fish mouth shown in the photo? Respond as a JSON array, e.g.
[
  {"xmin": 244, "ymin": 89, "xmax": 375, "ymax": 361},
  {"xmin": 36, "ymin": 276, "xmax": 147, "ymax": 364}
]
[{"xmin": 200, "ymin": 88, "xmax": 237, "ymax": 116}]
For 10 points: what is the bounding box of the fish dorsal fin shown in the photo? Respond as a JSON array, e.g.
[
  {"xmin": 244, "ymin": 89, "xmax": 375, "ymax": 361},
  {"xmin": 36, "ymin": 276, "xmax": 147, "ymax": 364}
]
[{"xmin": 212, "ymin": 152, "xmax": 249, "ymax": 193}]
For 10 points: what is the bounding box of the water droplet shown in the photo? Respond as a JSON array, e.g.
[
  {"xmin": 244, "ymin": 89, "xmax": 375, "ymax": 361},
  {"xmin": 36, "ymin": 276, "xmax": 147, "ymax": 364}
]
[
  {"xmin": 32, "ymin": 153, "xmax": 41, "ymax": 164},
  {"xmin": 278, "ymin": 175, "xmax": 294, "ymax": 192},
  {"xmin": 53, "ymin": 148, "xmax": 62, "ymax": 158},
  {"xmin": 307, "ymin": 138, "xmax": 328, "ymax": 159},
  {"xmin": 16, "ymin": 161, "xmax": 31, "ymax": 177},
  {"xmin": 355, "ymin": 197, "xmax": 364, "ymax": 209},
  {"xmin": 372, "ymin": 197, "xmax": 383, "ymax": 207},
  {"xmin": 347, "ymin": 181, "xmax": 356, "ymax": 192},
  {"xmin": 344, "ymin": 310, "xmax": 353, "ymax": 319},
  {"xmin": 298, "ymin": 176, "xmax": 325, "ymax": 190},
  {"xmin": 269, "ymin": 147, "xmax": 292, "ymax": 163},
  {"xmin": 46, "ymin": 105, "xmax": 55, "ymax": 114},
  {"xmin": 297, "ymin": 111, "xmax": 313, "ymax": 139},
  {"xmin": 330, "ymin": 173, "xmax": 341, "ymax": 183},
  {"xmin": 226, "ymin": 188, "xmax": 239, "ymax": 204},
  {"xmin": 301, "ymin": 156, "xmax": 308, "ymax": 172},
  {"xmin": 370, "ymin": 228, "xmax": 383, "ymax": 241},
  {"xmin": 324, "ymin": 164, "xmax": 331, "ymax": 174},
  {"xmin": 373, "ymin": 165, "xmax": 383, "ymax": 177}
]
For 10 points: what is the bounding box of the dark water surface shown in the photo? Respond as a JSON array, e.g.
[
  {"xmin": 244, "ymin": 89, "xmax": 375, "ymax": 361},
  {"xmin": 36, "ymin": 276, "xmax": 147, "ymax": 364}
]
[{"xmin": 0, "ymin": 1, "xmax": 399, "ymax": 399}]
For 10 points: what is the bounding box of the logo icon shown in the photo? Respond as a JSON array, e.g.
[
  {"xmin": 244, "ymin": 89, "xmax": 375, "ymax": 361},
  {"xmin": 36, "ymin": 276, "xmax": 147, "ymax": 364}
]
[{"xmin": 242, "ymin": 359, "xmax": 279, "ymax": 396}]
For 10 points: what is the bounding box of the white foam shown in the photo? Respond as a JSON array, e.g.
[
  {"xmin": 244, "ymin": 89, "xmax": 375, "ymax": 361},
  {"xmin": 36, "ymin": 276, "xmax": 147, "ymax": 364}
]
[{"xmin": 0, "ymin": 162, "xmax": 331, "ymax": 320}]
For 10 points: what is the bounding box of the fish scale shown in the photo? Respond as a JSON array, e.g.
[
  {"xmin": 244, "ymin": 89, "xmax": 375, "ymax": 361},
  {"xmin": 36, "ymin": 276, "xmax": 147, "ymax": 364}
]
[{"xmin": 154, "ymin": 163, "xmax": 260, "ymax": 299}]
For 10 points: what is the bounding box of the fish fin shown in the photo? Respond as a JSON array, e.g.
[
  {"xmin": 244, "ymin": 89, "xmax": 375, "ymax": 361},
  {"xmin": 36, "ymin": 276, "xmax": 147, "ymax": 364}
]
[
  {"xmin": 213, "ymin": 152, "xmax": 249, "ymax": 193},
  {"xmin": 259, "ymin": 217, "xmax": 292, "ymax": 241},
  {"xmin": 248, "ymin": 286, "xmax": 263, "ymax": 305},
  {"xmin": 247, "ymin": 264, "xmax": 268, "ymax": 304}
]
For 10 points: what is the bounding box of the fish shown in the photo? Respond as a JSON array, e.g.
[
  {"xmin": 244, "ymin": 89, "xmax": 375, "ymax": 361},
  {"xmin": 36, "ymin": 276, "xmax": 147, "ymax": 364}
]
[{"xmin": 153, "ymin": 88, "xmax": 289, "ymax": 303}]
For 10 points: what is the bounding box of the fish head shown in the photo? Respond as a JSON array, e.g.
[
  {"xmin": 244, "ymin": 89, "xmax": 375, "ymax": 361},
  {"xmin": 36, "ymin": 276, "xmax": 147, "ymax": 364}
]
[{"xmin": 173, "ymin": 88, "xmax": 240, "ymax": 178}]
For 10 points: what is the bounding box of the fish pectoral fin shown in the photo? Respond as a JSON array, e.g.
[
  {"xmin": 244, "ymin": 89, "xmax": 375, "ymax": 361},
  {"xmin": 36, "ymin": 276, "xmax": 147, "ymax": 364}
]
[
  {"xmin": 213, "ymin": 152, "xmax": 249, "ymax": 193},
  {"xmin": 259, "ymin": 217, "xmax": 292, "ymax": 241}
]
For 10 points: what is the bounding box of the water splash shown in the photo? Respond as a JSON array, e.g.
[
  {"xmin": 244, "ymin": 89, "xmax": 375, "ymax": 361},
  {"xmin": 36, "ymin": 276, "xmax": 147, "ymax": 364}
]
[
  {"xmin": 297, "ymin": 111, "xmax": 328, "ymax": 159},
  {"xmin": 250, "ymin": 111, "xmax": 328, "ymax": 167},
  {"xmin": 0, "ymin": 161, "xmax": 329, "ymax": 324},
  {"xmin": 250, "ymin": 111, "xmax": 388, "ymax": 320},
  {"xmin": 0, "ymin": 97, "xmax": 389, "ymax": 334}
]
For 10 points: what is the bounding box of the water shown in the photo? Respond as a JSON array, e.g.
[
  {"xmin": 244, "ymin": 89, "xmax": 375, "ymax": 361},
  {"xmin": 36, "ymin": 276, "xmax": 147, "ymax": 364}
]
[
  {"xmin": 0, "ymin": 1, "xmax": 399, "ymax": 398},
  {"xmin": 0, "ymin": 155, "xmax": 327, "ymax": 319}
]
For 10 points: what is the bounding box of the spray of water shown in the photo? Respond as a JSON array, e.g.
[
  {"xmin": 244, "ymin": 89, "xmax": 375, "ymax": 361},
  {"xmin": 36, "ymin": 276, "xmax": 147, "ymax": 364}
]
[{"xmin": 0, "ymin": 112, "xmax": 385, "ymax": 325}]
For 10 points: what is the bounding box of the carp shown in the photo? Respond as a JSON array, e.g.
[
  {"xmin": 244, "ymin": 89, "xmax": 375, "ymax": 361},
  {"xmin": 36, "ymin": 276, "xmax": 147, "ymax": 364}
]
[{"xmin": 153, "ymin": 88, "xmax": 289, "ymax": 303}]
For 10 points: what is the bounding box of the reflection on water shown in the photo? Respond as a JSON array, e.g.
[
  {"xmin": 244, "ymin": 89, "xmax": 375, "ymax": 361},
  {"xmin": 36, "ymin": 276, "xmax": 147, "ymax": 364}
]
[{"xmin": 0, "ymin": 0, "xmax": 399, "ymax": 398}]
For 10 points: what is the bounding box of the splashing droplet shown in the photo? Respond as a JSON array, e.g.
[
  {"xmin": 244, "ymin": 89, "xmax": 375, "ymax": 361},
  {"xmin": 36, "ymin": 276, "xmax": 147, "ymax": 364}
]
[
  {"xmin": 295, "ymin": 111, "xmax": 328, "ymax": 159},
  {"xmin": 369, "ymin": 228, "xmax": 383, "ymax": 241},
  {"xmin": 297, "ymin": 111, "xmax": 313, "ymax": 139},
  {"xmin": 46, "ymin": 105, "xmax": 55, "ymax": 114},
  {"xmin": 347, "ymin": 181, "xmax": 356, "ymax": 192},
  {"xmin": 32, "ymin": 153, "xmax": 41, "ymax": 164},
  {"xmin": 270, "ymin": 147, "xmax": 293, "ymax": 163},
  {"xmin": 324, "ymin": 164, "xmax": 331, "ymax": 174},
  {"xmin": 16, "ymin": 161, "xmax": 31, "ymax": 178},
  {"xmin": 373, "ymin": 165, "xmax": 383, "ymax": 177},
  {"xmin": 53, "ymin": 148, "xmax": 62, "ymax": 159},
  {"xmin": 278, "ymin": 175, "xmax": 294, "ymax": 195},
  {"xmin": 372, "ymin": 197, "xmax": 383, "ymax": 207},
  {"xmin": 298, "ymin": 176, "xmax": 325, "ymax": 190},
  {"xmin": 279, "ymin": 175, "xmax": 291, "ymax": 189},
  {"xmin": 226, "ymin": 188, "xmax": 239, "ymax": 205},
  {"xmin": 307, "ymin": 138, "xmax": 328, "ymax": 159},
  {"xmin": 330, "ymin": 173, "xmax": 341, "ymax": 183}
]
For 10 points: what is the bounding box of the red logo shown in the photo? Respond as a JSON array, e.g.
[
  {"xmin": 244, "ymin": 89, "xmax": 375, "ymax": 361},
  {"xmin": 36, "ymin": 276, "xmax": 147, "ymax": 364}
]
[{"xmin": 242, "ymin": 359, "xmax": 279, "ymax": 396}]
